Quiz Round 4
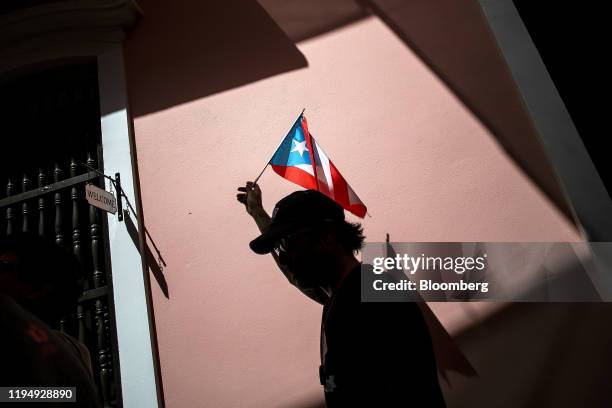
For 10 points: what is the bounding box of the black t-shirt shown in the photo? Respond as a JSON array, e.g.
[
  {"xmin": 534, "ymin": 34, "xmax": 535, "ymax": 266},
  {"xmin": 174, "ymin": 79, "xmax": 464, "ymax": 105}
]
[{"xmin": 320, "ymin": 265, "xmax": 446, "ymax": 407}]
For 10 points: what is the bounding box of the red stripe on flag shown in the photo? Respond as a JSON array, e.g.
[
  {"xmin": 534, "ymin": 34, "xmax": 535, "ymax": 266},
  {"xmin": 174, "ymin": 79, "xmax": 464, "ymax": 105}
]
[
  {"xmin": 329, "ymin": 161, "xmax": 366, "ymax": 218},
  {"xmin": 271, "ymin": 165, "xmax": 317, "ymax": 190},
  {"xmin": 329, "ymin": 161, "xmax": 349, "ymax": 206},
  {"xmin": 302, "ymin": 116, "xmax": 320, "ymax": 191},
  {"xmin": 348, "ymin": 203, "xmax": 367, "ymax": 218}
]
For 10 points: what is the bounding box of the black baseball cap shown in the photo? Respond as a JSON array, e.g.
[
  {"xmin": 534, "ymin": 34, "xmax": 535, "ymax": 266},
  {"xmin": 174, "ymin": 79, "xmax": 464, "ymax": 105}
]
[{"xmin": 249, "ymin": 190, "xmax": 345, "ymax": 254}]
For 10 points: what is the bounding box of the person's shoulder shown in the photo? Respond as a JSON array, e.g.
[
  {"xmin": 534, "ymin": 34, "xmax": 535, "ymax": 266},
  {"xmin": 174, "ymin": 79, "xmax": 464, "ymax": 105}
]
[{"xmin": 54, "ymin": 331, "xmax": 94, "ymax": 377}]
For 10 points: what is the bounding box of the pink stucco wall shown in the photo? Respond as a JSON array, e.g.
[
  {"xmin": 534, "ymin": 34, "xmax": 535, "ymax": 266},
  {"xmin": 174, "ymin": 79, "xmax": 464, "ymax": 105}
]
[{"xmin": 125, "ymin": 3, "xmax": 579, "ymax": 407}]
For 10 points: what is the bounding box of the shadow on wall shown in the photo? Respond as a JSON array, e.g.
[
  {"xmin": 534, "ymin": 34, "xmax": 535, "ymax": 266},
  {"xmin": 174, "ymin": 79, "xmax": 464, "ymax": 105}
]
[
  {"xmin": 125, "ymin": 0, "xmax": 576, "ymax": 226},
  {"xmin": 277, "ymin": 400, "xmax": 326, "ymax": 408},
  {"xmin": 123, "ymin": 210, "xmax": 169, "ymax": 298},
  {"xmin": 257, "ymin": 0, "xmax": 370, "ymax": 42},
  {"xmin": 446, "ymin": 302, "xmax": 612, "ymax": 407},
  {"xmin": 124, "ymin": 0, "xmax": 308, "ymax": 117},
  {"xmin": 353, "ymin": 0, "xmax": 576, "ymax": 226},
  {"xmin": 256, "ymin": 0, "xmax": 575, "ymax": 227},
  {"xmin": 125, "ymin": 0, "xmax": 574, "ymax": 231}
]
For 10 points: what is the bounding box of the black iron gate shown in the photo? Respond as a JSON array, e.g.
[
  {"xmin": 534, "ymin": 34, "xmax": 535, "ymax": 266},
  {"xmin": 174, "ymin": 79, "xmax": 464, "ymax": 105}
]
[{"xmin": 0, "ymin": 61, "xmax": 122, "ymax": 407}]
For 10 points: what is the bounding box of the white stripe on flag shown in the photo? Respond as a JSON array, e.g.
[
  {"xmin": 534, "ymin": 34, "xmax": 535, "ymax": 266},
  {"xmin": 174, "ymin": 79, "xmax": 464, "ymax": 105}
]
[
  {"xmin": 347, "ymin": 185, "xmax": 363, "ymax": 206},
  {"xmin": 293, "ymin": 163, "xmax": 315, "ymax": 176},
  {"xmin": 312, "ymin": 137, "xmax": 334, "ymax": 198}
]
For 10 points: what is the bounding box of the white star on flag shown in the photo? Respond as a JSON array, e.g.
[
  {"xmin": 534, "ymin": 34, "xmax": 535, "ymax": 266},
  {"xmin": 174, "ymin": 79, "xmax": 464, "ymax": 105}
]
[{"xmin": 290, "ymin": 139, "xmax": 308, "ymax": 157}]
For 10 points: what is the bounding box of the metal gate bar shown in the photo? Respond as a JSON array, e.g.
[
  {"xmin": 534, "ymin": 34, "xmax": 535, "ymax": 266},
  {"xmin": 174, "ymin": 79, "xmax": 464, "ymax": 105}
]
[{"xmin": 1, "ymin": 158, "xmax": 119, "ymax": 407}]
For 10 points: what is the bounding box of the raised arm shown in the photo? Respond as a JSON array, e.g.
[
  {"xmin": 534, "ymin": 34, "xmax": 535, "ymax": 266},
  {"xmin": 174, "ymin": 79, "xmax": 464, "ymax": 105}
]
[{"xmin": 237, "ymin": 182, "xmax": 329, "ymax": 305}]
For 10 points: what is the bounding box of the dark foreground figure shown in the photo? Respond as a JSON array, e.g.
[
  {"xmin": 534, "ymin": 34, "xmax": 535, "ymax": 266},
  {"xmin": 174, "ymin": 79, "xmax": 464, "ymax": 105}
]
[
  {"xmin": 0, "ymin": 234, "xmax": 100, "ymax": 407},
  {"xmin": 238, "ymin": 184, "xmax": 446, "ymax": 407}
]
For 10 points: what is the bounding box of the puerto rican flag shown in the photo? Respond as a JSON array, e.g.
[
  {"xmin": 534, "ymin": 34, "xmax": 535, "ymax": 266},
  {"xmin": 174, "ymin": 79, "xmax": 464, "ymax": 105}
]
[{"xmin": 269, "ymin": 113, "xmax": 367, "ymax": 218}]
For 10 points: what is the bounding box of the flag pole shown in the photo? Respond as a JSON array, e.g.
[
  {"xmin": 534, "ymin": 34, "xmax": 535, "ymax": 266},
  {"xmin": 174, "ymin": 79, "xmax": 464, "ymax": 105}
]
[
  {"xmin": 253, "ymin": 108, "xmax": 305, "ymax": 184},
  {"xmin": 253, "ymin": 163, "xmax": 268, "ymax": 184}
]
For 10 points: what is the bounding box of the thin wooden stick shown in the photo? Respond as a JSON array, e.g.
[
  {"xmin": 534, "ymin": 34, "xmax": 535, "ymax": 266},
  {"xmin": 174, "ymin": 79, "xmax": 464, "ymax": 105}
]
[{"xmin": 253, "ymin": 163, "xmax": 268, "ymax": 184}]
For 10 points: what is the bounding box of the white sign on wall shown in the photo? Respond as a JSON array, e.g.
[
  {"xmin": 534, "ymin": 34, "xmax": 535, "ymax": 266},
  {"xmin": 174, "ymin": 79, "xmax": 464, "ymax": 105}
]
[{"xmin": 85, "ymin": 184, "xmax": 118, "ymax": 214}]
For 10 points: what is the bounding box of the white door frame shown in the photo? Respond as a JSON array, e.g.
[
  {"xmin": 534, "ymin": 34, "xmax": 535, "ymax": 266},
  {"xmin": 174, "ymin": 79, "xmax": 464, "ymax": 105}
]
[{"xmin": 98, "ymin": 46, "xmax": 161, "ymax": 408}]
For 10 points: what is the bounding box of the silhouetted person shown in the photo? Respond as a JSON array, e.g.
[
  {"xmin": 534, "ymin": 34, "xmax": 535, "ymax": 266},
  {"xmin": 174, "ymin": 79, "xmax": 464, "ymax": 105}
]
[
  {"xmin": 0, "ymin": 234, "xmax": 100, "ymax": 407},
  {"xmin": 237, "ymin": 183, "xmax": 446, "ymax": 407}
]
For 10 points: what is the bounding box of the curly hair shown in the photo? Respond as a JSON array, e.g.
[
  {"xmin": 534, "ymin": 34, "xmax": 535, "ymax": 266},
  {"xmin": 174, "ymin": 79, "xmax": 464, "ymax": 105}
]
[
  {"xmin": 332, "ymin": 220, "xmax": 366, "ymax": 254},
  {"xmin": 315, "ymin": 220, "xmax": 365, "ymax": 255}
]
